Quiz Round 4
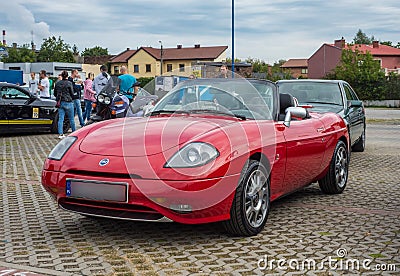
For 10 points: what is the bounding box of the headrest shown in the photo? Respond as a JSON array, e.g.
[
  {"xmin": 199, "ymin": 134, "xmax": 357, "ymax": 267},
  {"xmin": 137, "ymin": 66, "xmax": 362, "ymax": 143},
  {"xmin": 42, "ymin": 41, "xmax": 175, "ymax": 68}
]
[{"xmin": 279, "ymin": 93, "xmax": 295, "ymax": 114}]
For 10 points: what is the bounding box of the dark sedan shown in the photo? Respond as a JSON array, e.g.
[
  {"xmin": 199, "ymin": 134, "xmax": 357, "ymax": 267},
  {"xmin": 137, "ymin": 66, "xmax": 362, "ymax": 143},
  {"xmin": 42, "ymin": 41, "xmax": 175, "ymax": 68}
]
[
  {"xmin": 0, "ymin": 82, "xmax": 69, "ymax": 134},
  {"xmin": 277, "ymin": 79, "xmax": 365, "ymax": 152}
]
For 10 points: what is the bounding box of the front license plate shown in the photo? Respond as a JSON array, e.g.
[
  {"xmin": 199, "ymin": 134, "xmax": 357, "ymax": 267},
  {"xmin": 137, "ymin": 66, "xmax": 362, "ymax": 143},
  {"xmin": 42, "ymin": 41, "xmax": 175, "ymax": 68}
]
[{"xmin": 66, "ymin": 179, "xmax": 128, "ymax": 202}]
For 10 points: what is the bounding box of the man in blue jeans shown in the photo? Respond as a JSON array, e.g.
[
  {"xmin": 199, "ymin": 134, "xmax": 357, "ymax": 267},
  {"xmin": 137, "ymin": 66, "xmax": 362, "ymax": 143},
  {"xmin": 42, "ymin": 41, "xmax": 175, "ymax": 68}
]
[{"xmin": 68, "ymin": 69, "xmax": 85, "ymax": 127}]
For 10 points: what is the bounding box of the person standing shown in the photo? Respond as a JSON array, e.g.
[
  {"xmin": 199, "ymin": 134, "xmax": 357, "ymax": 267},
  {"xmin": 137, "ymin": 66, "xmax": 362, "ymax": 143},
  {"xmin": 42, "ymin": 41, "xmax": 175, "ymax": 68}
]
[
  {"xmin": 38, "ymin": 70, "xmax": 50, "ymax": 98},
  {"xmin": 93, "ymin": 64, "xmax": 110, "ymax": 96},
  {"xmin": 53, "ymin": 70, "xmax": 76, "ymax": 139},
  {"xmin": 68, "ymin": 69, "xmax": 85, "ymax": 127},
  {"xmin": 82, "ymin": 72, "xmax": 96, "ymax": 122},
  {"xmin": 28, "ymin": 72, "xmax": 39, "ymax": 95},
  {"xmin": 118, "ymin": 65, "xmax": 138, "ymax": 102}
]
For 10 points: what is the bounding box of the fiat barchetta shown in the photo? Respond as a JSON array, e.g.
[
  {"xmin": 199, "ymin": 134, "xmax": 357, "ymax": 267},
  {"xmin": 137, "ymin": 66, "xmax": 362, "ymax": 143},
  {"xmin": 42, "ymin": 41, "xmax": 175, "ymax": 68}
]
[{"xmin": 42, "ymin": 78, "xmax": 349, "ymax": 236}]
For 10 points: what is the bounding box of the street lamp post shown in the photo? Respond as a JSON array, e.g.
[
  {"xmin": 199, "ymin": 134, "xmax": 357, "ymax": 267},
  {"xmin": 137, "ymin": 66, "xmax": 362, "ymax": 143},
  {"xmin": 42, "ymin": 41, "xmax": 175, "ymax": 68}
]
[
  {"xmin": 158, "ymin": 40, "xmax": 163, "ymax": 75},
  {"xmin": 231, "ymin": 0, "xmax": 235, "ymax": 78}
]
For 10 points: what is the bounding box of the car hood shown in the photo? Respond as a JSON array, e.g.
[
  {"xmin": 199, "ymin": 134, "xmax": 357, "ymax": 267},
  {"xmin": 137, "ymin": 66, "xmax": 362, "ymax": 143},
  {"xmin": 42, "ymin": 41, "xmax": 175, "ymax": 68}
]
[{"xmin": 79, "ymin": 116, "xmax": 237, "ymax": 157}]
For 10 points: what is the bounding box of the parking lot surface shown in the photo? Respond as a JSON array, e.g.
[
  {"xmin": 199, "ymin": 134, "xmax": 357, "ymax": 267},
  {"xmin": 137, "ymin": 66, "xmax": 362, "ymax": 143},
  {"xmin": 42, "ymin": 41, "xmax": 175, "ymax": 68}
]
[{"xmin": 0, "ymin": 119, "xmax": 399, "ymax": 275}]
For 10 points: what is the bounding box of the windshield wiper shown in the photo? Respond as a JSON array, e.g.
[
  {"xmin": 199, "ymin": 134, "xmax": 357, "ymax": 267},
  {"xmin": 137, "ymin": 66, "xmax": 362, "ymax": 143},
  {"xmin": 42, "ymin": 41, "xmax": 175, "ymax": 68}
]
[
  {"xmin": 148, "ymin": 110, "xmax": 190, "ymax": 116},
  {"xmin": 190, "ymin": 109, "xmax": 247, "ymax": 120}
]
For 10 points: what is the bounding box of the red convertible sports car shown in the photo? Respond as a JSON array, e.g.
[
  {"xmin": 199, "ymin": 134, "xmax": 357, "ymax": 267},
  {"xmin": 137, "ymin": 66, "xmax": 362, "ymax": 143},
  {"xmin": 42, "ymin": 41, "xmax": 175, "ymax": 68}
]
[{"xmin": 42, "ymin": 78, "xmax": 349, "ymax": 236}]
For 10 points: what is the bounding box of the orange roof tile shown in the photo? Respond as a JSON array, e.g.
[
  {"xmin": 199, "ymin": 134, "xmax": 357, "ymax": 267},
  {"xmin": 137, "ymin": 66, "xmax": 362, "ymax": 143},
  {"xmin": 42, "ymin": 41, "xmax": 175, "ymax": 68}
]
[
  {"xmin": 331, "ymin": 43, "xmax": 400, "ymax": 56},
  {"xmin": 140, "ymin": 45, "xmax": 228, "ymax": 60},
  {"xmin": 110, "ymin": 49, "xmax": 137, "ymax": 63},
  {"xmin": 281, "ymin": 59, "xmax": 308, "ymax": 68}
]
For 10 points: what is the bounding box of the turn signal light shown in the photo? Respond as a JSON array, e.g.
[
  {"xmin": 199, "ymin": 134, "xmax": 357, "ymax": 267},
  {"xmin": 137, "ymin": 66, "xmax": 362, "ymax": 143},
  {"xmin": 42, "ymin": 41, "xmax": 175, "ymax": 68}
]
[
  {"xmin": 111, "ymin": 110, "xmax": 116, "ymax": 115},
  {"xmin": 92, "ymin": 103, "xmax": 97, "ymax": 108}
]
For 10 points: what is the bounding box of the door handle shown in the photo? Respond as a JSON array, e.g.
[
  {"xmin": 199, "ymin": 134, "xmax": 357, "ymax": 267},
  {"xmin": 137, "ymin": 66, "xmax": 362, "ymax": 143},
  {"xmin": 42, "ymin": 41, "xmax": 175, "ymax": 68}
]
[{"xmin": 317, "ymin": 127, "xmax": 324, "ymax": 132}]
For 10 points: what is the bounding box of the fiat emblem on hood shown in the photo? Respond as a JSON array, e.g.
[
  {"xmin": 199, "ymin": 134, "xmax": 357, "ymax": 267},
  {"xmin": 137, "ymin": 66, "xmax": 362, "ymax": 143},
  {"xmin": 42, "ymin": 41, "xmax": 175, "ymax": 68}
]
[{"xmin": 99, "ymin": 158, "xmax": 109, "ymax": 166}]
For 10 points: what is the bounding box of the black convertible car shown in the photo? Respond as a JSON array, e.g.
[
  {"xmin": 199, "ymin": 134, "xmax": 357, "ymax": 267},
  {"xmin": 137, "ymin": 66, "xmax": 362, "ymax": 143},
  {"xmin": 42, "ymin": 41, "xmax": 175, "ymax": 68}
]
[{"xmin": 0, "ymin": 82, "xmax": 69, "ymax": 134}]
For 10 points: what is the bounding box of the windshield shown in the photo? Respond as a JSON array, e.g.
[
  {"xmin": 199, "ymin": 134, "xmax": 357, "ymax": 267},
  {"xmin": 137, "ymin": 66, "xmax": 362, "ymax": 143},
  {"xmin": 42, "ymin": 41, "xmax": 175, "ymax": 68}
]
[
  {"xmin": 100, "ymin": 75, "xmax": 120, "ymax": 97},
  {"xmin": 278, "ymin": 82, "xmax": 343, "ymax": 106},
  {"xmin": 150, "ymin": 79, "xmax": 276, "ymax": 120}
]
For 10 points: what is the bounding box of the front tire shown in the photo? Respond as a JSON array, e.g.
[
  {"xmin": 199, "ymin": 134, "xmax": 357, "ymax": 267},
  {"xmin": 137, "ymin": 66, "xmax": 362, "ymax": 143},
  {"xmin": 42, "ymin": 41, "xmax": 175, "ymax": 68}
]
[
  {"xmin": 319, "ymin": 140, "xmax": 349, "ymax": 194},
  {"xmin": 223, "ymin": 160, "xmax": 270, "ymax": 236}
]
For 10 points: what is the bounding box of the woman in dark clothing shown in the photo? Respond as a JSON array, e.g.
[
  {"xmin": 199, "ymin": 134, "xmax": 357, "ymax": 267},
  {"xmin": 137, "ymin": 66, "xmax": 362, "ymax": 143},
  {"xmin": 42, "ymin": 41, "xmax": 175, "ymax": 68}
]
[{"xmin": 53, "ymin": 70, "xmax": 76, "ymax": 139}]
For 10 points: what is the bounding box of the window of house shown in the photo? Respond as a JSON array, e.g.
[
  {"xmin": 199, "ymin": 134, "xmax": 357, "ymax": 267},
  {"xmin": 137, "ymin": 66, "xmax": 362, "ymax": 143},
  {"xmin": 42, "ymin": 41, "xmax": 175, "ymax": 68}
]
[
  {"xmin": 146, "ymin": 64, "xmax": 151, "ymax": 73},
  {"xmin": 114, "ymin": 66, "xmax": 119, "ymax": 74},
  {"xmin": 301, "ymin": 68, "xmax": 308, "ymax": 74},
  {"xmin": 167, "ymin": 64, "xmax": 173, "ymax": 72},
  {"xmin": 179, "ymin": 64, "xmax": 185, "ymax": 72},
  {"xmin": 134, "ymin": 65, "xmax": 139, "ymax": 73}
]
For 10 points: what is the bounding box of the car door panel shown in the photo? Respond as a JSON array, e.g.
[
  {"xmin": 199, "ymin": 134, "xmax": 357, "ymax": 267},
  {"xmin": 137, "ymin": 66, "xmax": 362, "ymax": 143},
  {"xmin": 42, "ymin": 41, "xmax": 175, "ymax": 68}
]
[
  {"xmin": 342, "ymin": 84, "xmax": 363, "ymax": 145},
  {"xmin": 281, "ymin": 118, "xmax": 326, "ymax": 191}
]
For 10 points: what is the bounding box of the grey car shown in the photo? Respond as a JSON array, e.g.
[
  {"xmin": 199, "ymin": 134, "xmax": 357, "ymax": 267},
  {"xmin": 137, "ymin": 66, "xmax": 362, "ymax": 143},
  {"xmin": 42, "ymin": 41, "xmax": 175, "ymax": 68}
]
[{"xmin": 277, "ymin": 79, "xmax": 366, "ymax": 152}]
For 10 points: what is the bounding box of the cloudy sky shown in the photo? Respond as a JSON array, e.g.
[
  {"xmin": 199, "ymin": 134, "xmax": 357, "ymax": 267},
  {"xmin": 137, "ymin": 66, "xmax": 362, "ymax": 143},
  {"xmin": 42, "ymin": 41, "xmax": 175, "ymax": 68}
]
[{"xmin": 1, "ymin": 0, "xmax": 399, "ymax": 63}]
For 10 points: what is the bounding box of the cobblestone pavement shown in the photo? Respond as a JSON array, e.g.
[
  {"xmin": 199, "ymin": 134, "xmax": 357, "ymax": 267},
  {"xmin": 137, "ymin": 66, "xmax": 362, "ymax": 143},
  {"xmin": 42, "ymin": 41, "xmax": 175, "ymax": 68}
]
[{"xmin": 0, "ymin": 123, "xmax": 399, "ymax": 275}]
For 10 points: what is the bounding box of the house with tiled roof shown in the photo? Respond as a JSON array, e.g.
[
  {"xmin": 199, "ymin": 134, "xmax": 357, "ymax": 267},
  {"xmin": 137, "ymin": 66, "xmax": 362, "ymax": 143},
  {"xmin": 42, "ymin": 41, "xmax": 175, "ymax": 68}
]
[
  {"xmin": 280, "ymin": 59, "xmax": 308, "ymax": 78},
  {"xmin": 308, "ymin": 38, "xmax": 400, "ymax": 78},
  {"xmin": 109, "ymin": 48, "xmax": 137, "ymax": 75},
  {"xmin": 109, "ymin": 44, "xmax": 228, "ymax": 77}
]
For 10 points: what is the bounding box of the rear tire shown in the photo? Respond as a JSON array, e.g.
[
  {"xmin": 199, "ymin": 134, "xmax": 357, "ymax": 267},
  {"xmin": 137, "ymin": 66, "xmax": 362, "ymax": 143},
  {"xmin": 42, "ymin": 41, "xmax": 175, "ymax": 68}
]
[
  {"xmin": 223, "ymin": 160, "xmax": 270, "ymax": 236},
  {"xmin": 319, "ymin": 140, "xmax": 349, "ymax": 194},
  {"xmin": 352, "ymin": 126, "xmax": 365, "ymax": 152}
]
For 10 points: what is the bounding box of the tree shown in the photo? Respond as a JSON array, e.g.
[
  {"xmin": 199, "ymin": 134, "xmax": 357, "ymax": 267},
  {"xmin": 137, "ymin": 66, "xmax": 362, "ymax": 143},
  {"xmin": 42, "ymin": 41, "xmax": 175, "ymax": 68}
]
[
  {"xmin": 326, "ymin": 47, "xmax": 386, "ymax": 100},
  {"xmin": 81, "ymin": 46, "xmax": 109, "ymax": 57},
  {"xmin": 1, "ymin": 44, "xmax": 36, "ymax": 63},
  {"xmin": 353, "ymin": 29, "xmax": 375, "ymax": 44},
  {"xmin": 37, "ymin": 36, "xmax": 75, "ymax": 62},
  {"xmin": 381, "ymin": 41, "xmax": 393, "ymax": 47}
]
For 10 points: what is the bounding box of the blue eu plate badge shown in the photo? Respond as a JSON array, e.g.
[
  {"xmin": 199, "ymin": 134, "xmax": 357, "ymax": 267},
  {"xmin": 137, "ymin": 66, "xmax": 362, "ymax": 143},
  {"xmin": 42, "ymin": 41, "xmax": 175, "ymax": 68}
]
[{"xmin": 66, "ymin": 179, "xmax": 71, "ymax": 196}]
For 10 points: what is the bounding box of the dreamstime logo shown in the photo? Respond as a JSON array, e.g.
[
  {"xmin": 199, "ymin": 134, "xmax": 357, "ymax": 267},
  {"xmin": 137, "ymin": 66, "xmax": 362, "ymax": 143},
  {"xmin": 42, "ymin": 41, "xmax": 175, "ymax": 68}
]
[{"xmin": 257, "ymin": 248, "xmax": 397, "ymax": 272}]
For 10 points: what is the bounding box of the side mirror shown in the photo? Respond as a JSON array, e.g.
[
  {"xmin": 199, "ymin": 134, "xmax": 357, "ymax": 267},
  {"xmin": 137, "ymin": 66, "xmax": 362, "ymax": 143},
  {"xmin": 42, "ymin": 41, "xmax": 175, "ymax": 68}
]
[
  {"xmin": 348, "ymin": 100, "xmax": 363, "ymax": 108},
  {"xmin": 283, "ymin": 107, "xmax": 308, "ymax": 127}
]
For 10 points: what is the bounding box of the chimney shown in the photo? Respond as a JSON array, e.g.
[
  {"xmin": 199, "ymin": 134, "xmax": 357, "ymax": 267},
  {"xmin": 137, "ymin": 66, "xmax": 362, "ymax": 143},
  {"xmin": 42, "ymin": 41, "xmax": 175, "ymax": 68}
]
[
  {"xmin": 334, "ymin": 38, "xmax": 345, "ymax": 48},
  {"xmin": 177, "ymin": 44, "xmax": 182, "ymax": 49},
  {"xmin": 372, "ymin": 41, "xmax": 379, "ymax": 48},
  {"xmin": 194, "ymin": 44, "xmax": 200, "ymax": 48},
  {"xmin": 127, "ymin": 47, "xmax": 130, "ymax": 51}
]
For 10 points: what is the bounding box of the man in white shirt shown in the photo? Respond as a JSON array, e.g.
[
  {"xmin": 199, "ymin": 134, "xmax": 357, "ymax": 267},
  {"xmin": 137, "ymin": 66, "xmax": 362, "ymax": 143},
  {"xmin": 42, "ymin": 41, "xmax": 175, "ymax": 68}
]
[
  {"xmin": 93, "ymin": 65, "xmax": 110, "ymax": 96},
  {"xmin": 28, "ymin": 72, "xmax": 38, "ymax": 95},
  {"xmin": 38, "ymin": 70, "xmax": 50, "ymax": 98}
]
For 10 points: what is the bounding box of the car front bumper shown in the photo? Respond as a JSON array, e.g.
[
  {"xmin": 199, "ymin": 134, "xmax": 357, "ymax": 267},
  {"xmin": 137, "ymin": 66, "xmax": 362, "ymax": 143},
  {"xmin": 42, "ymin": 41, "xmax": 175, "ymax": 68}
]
[{"xmin": 41, "ymin": 170, "xmax": 240, "ymax": 224}]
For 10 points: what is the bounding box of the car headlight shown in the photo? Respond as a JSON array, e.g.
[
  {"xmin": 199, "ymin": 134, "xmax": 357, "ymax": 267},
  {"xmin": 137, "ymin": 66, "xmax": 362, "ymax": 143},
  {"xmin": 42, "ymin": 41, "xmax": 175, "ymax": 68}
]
[
  {"xmin": 164, "ymin": 142, "xmax": 219, "ymax": 168},
  {"xmin": 97, "ymin": 94, "xmax": 105, "ymax": 103},
  {"xmin": 104, "ymin": 96, "xmax": 111, "ymax": 105},
  {"xmin": 48, "ymin": 136, "xmax": 77, "ymax": 160}
]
